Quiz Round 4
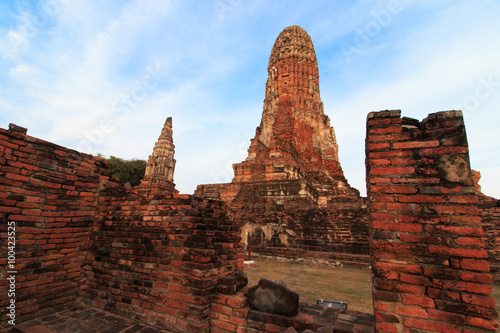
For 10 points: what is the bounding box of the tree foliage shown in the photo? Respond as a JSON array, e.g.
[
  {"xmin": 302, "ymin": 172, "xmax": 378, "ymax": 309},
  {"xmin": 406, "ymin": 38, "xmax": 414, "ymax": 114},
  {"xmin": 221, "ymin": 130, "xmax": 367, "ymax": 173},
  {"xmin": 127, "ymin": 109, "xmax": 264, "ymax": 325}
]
[{"xmin": 106, "ymin": 155, "xmax": 147, "ymax": 187}]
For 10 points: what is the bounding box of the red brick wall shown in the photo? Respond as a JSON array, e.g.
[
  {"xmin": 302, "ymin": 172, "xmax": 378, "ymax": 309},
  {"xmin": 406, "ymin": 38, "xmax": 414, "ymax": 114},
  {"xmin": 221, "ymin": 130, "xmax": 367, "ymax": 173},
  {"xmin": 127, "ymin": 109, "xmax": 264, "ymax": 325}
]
[
  {"xmin": 480, "ymin": 195, "xmax": 500, "ymax": 285},
  {"xmin": 218, "ymin": 185, "xmax": 370, "ymax": 262},
  {"xmin": 85, "ymin": 188, "xmax": 244, "ymax": 332},
  {"xmin": 366, "ymin": 110, "xmax": 498, "ymax": 332},
  {"xmin": 3, "ymin": 108, "xmax": 499, "ymax": 333},
  {"xmin": 0, "ymin": 125, "xmax": 119, "ymax": 325},
  {"xmin": 0, "ymin": 125, "xmax": 245, "ymax": 332},
  {"xmin": 240, "ymin": 208, "xmax": 369, "ymax": 256}
]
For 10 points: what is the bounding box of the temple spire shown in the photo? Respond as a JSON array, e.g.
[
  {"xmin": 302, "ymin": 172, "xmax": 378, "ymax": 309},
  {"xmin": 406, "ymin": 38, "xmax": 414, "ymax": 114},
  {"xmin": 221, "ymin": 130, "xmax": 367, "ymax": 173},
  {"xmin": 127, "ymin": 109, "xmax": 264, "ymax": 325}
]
[
  {"xmin": 143, "ymin": 117, "xmax": 176, "ymax": 185},
  {"xmin": 233, "ymin": 26, "xmax": 342, "ymax": 185}
]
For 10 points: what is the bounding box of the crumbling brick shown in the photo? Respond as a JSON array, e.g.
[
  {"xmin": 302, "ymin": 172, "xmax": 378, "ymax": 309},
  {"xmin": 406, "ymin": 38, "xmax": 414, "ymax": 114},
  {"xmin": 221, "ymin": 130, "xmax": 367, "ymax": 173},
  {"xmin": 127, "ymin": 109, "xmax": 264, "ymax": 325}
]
[{"xmin": 366, "ymin": 110, "xmax": 499, "ymax": 332}]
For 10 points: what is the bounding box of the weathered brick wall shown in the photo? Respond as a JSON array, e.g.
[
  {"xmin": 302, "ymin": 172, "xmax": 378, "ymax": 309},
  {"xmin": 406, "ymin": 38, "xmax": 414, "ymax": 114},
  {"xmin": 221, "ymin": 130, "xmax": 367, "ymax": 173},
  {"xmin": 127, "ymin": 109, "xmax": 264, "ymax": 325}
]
[
  {"xmin": 224, "ymin": 187, "xmax": 370, "ymax": 262},
  {"xmin": 0, "ymin": 124, "xmax": 119, "ymax": 326},
  {"xmin": 366, "ymin": 110, "xmax": 498, "ymax": 332},
  {"xmin": 240, "ymin": 207, "xmax": 369, "ymax": 257},
  {"xmin": 3, "ymin": 108, "xmax": 499, "ymax": 332},
  {"xmin": 85, "ymin": 187, "xmax": 245, "ymax": 332},
  {"xmin": 0, "ymin": 124, "xmax": 245, "ymax": 331},
  {"xmin": 479, "ymin": 195, "xmax": 500, "ymax": 285}
]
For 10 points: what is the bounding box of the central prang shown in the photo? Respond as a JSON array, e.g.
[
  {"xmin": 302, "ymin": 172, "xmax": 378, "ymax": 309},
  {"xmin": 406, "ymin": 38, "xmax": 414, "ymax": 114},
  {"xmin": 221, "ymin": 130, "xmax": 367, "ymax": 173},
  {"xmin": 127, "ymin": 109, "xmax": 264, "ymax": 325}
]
[
  {"xmin": 230, "ymin": 25, "xmax": 360, "ymax": 206},
  {"xmin": 196, "ymin": 26, "xmax": 369, "ymax": 260}
]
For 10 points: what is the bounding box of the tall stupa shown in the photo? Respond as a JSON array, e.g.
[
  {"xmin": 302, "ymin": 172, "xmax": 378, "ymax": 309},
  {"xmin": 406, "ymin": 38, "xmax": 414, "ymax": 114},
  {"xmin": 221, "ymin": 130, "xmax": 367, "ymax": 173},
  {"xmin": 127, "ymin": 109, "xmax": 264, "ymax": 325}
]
[
  {"xmin": 229, "ymin": 25, "xmax": 359, "ymax": 207},
  {"xmin": 140, "ymin": 117, "xmax": 177, "ymax": 193},
  {"xmin": 196, "ymin": 26, "xmax": 369, "ymax": 258}
]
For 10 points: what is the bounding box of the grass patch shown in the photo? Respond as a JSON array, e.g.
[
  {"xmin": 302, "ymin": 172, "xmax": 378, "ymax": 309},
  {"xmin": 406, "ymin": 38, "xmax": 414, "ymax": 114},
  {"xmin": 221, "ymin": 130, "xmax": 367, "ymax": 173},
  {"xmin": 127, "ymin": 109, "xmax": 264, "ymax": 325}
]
[
  {"xmin": 244, "ymin": 258, "xmax": 373, "ymax": 313},
  {"xmin": 245, "ymin": 258, "xmax": 500, "ymax": 316}
]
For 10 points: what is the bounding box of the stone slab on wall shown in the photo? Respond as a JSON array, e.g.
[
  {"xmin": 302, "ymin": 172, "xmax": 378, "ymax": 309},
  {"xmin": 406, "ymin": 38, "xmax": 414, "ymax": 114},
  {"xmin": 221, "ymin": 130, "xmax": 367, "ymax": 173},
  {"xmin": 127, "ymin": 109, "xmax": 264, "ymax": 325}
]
[{"xmin": 366, "ymin": 110, "xmax": 499, "ymax": 332}]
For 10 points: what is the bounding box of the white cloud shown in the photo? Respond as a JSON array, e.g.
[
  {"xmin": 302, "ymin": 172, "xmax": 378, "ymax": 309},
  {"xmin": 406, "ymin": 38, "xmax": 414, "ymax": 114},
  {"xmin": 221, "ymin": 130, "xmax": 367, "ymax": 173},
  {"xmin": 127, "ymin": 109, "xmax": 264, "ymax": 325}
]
[
  {"xmin": 319, "ymin": 1, "xmax": 500, "ymax": 196},
  {"xmin": 8, "ymin": 63, "xmax": 36, "ymax": 77}
]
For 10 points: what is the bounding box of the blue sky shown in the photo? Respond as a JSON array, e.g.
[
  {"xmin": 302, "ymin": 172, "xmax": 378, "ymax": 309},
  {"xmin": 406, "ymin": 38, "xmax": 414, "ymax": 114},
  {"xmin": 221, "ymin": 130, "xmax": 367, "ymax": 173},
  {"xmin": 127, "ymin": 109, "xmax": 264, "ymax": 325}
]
[{"xmin": 1, "ymin": 0, "xmax": 499, "ymax": 198}]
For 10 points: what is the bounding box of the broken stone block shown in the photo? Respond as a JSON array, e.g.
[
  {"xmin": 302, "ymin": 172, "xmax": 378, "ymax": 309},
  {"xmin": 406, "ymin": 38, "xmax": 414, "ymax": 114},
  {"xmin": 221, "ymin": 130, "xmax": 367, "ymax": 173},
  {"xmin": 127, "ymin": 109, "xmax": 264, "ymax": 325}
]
[
  {"xmin": 217, "ymin": 271, "xmax": 248, "ymax": 294},
  {"xmin": 246, "ymin": 278, "xmax": 299, "ymax": 316},
  {"xmin": 8, "ymin": 123, "xmax": 27, "ymax": 134}
]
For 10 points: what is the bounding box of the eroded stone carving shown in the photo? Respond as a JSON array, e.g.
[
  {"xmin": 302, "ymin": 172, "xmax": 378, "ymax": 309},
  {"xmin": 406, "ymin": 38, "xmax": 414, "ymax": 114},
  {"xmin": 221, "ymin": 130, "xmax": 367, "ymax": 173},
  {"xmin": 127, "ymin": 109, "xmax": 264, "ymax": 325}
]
[{"xmin": 438, "ymin": 154, "xmax": 473, "ymax": 186}]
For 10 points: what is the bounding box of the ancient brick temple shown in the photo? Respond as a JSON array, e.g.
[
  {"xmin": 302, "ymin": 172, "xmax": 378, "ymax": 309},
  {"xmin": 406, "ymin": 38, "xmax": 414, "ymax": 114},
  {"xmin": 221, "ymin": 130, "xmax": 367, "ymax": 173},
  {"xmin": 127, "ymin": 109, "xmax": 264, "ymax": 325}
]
[
  {"xmin": 1, "ymin": 109, "xmax": 498, "ymax": 332},
  {"xmin": 1, "ymin": 25, "xmax": 499, "ymax": 333},
  {"xmin": 197, "ymin": 26, "xmax": 369, "ymax": 261},
  {"xmin": 231, "ymin": 25, "xmax": 354, "ymax": 202}
]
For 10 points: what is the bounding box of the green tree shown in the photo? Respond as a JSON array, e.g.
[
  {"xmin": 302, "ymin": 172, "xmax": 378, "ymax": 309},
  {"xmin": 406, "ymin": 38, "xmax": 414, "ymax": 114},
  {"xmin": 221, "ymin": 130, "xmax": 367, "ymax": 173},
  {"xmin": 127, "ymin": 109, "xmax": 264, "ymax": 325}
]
[{"xmin": 106, "ymin": 156, "xmax": 147, "ymax": 186}]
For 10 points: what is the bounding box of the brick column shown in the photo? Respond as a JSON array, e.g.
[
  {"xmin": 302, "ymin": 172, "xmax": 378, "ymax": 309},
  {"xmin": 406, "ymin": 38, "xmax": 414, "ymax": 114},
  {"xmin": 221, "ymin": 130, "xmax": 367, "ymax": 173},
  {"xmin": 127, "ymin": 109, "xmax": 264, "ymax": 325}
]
[{"xmin": 366, "ymin": 110, "xmax": 498, "ymax": 332}]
